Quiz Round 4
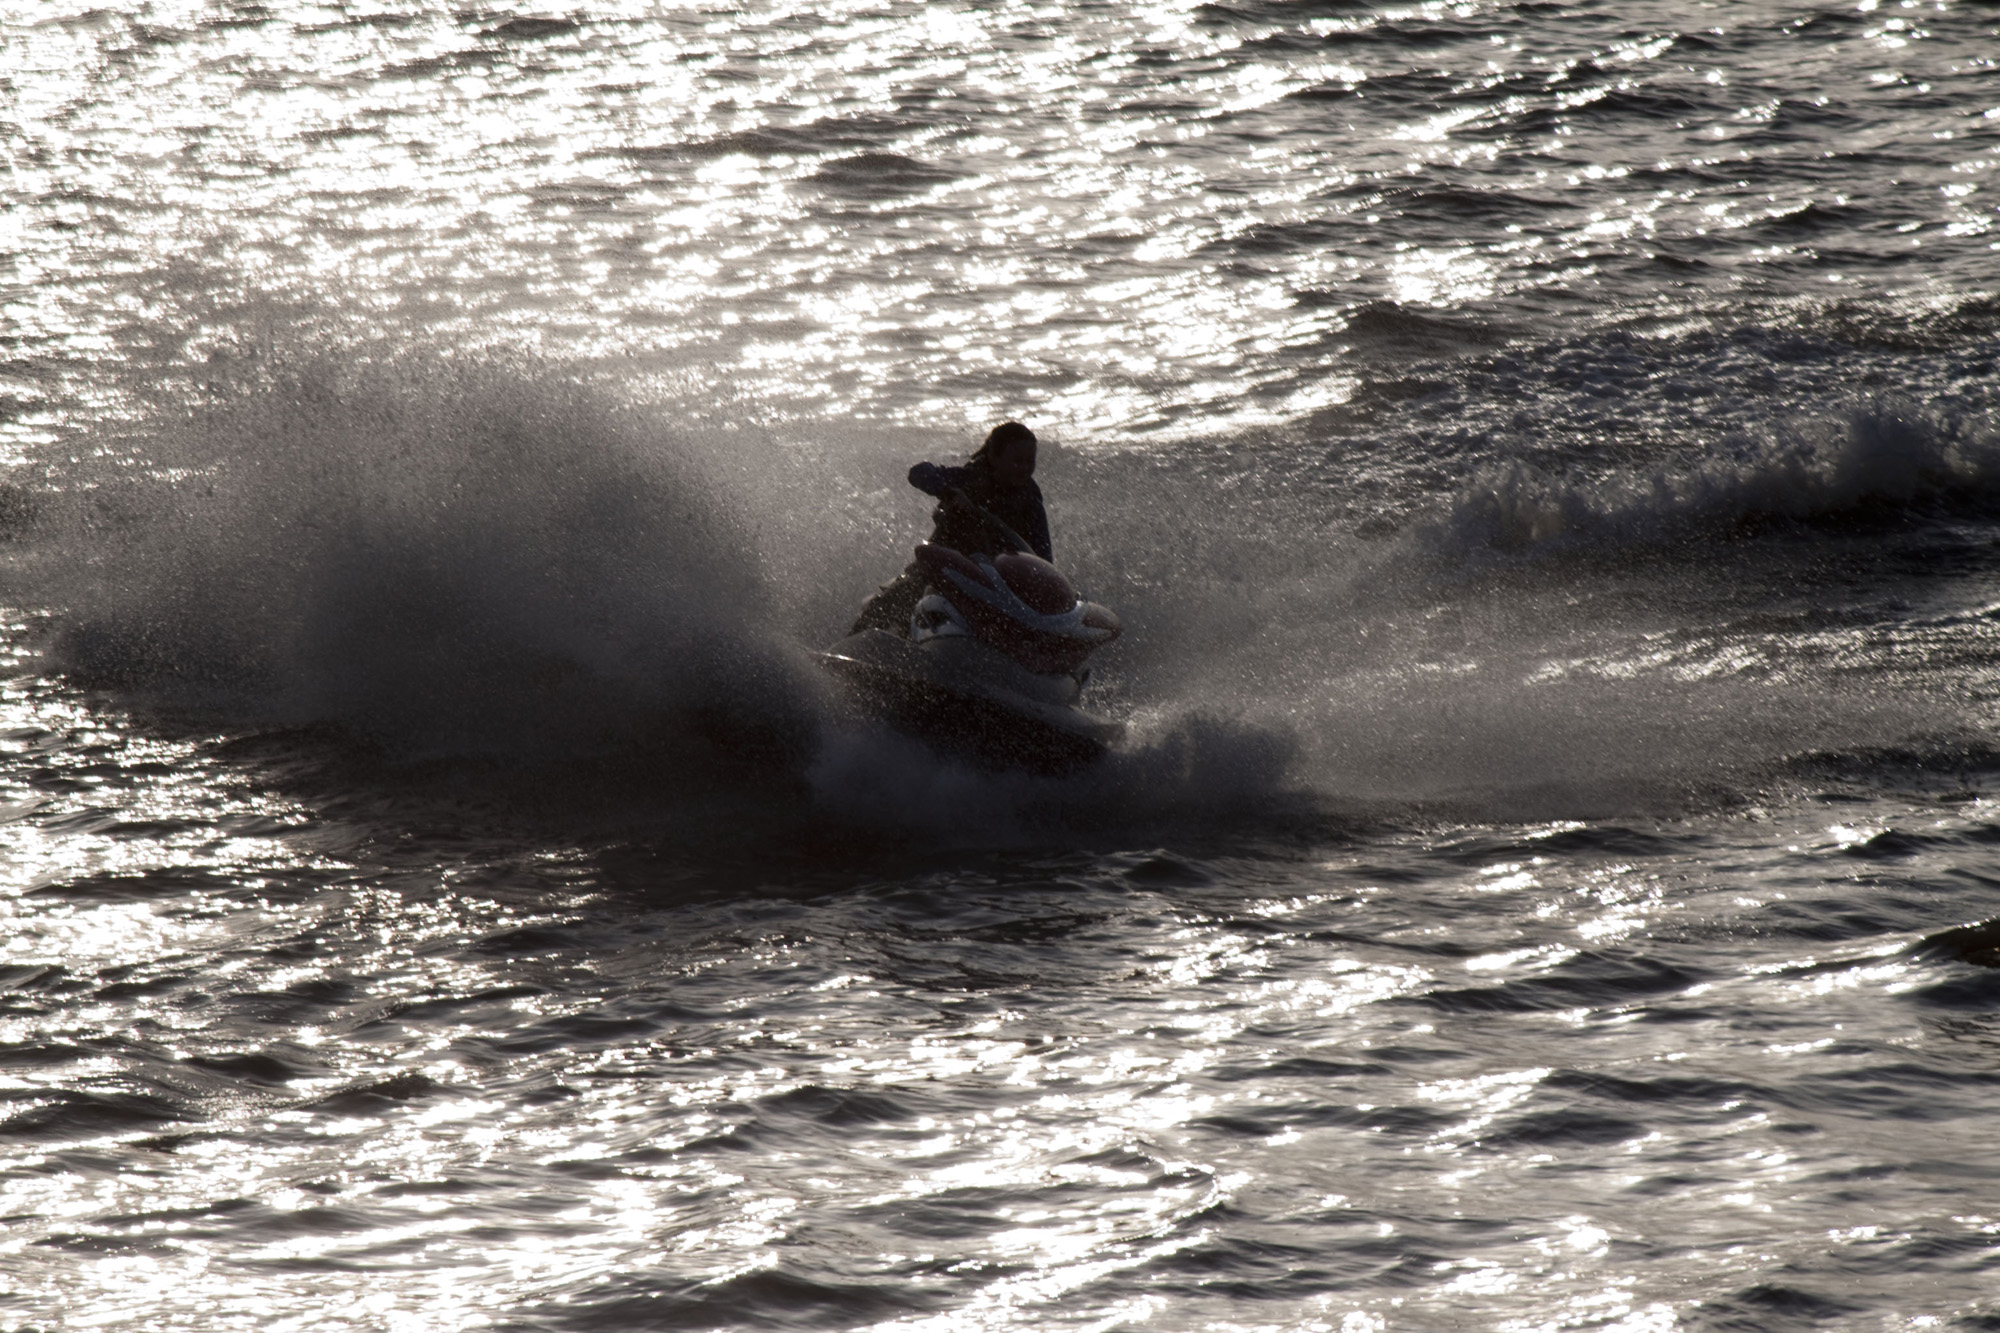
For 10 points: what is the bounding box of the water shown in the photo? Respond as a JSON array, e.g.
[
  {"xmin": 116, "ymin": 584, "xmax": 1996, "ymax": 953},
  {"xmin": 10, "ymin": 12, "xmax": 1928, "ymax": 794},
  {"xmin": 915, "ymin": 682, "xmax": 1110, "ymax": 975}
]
[{"xmin": 3, "ymin": 2, "xmax": 2000, "ymax": 1328}]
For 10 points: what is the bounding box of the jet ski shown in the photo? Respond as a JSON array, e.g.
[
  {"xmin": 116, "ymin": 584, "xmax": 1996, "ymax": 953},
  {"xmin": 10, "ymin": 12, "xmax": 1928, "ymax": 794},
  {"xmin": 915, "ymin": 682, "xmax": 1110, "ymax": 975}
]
[{"xmin": 821, "ymin": 541, "xmax": 1125, "ymax": 774}]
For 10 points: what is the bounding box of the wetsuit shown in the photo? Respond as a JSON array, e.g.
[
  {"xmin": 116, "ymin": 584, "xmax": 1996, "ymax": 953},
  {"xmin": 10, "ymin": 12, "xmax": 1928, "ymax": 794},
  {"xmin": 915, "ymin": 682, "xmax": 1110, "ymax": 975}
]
[{"xmin": 850, "ymin": 458, "xmax": 1052, "ymax": 635}]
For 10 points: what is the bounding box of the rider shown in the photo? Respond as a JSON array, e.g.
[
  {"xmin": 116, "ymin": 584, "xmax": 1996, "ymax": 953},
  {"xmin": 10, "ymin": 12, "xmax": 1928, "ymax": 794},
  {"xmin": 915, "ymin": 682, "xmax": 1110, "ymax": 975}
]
[{"xmin": 850, "ymin": 421, "xmax": 1050, "ymax": 635}]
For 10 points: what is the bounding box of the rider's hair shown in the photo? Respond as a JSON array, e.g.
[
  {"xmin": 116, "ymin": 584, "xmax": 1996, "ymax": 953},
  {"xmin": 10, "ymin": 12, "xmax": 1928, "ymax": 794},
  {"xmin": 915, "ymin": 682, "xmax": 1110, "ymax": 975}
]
[{"xmin": 969, "ymin": 421, "xmax": 1037, "ymax": 465}]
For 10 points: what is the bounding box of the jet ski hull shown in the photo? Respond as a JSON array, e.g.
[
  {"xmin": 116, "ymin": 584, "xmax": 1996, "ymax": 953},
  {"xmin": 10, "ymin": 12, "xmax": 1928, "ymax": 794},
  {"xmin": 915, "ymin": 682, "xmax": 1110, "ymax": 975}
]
[{"xmin": 820, "ymin": 630, "xmax": 1122, "ymax": 774}]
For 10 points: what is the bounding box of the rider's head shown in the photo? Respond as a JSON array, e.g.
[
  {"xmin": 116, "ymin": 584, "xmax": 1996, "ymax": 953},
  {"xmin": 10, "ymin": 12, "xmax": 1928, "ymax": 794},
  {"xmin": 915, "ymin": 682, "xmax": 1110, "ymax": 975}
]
[{"xmin": 975, "ymin": 421, "xmax": 1038, "ymax": 489}]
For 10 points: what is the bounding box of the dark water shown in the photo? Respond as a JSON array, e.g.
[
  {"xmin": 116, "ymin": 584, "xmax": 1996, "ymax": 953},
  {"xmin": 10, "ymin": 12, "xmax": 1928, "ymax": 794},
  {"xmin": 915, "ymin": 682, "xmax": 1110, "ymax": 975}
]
[{"xmin": 4, "ymin": 2, "xmax": 2000, "ymax": 1329}]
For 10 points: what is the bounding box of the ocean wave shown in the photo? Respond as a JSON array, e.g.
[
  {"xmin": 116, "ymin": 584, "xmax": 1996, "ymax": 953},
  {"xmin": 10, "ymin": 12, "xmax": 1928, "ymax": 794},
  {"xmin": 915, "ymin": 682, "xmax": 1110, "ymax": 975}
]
[
  {"xmin": 811, "ymin": 152, "xmax": 964, "ymax": 198},
  {"xmin": 1415, "ymin": 401, "xmax": 2000, "ymax": 563},
  {"xmin": 610, "ymin": 114, "xmax": 919, "ymax": 165}
]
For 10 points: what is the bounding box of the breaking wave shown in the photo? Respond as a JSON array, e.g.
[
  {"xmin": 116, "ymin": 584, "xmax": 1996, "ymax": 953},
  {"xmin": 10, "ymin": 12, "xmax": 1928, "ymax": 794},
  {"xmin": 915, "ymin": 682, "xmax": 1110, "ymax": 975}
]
[{"xmin": 1418, "ymin": 400, "xmax": 2000, "ymax": 563}]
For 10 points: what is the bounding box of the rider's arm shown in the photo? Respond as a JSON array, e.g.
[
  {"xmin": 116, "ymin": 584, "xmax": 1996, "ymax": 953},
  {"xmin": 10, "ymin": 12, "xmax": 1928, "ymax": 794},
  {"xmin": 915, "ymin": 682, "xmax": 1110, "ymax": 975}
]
[
  {"xmin": 907, "ymin": 461, "xmax": 972, "ymax": 497},
  {"xmin": 909, "ymin": 462, "xmax": 1039, "ymax": 557}
]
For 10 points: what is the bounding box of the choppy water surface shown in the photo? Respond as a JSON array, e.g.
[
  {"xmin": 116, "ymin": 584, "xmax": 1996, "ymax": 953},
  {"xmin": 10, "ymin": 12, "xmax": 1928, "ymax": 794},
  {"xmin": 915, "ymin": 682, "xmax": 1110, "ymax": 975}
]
[{"xmin": 4, "ymin": 1, "xmax": 2000, "ymax": 1329}]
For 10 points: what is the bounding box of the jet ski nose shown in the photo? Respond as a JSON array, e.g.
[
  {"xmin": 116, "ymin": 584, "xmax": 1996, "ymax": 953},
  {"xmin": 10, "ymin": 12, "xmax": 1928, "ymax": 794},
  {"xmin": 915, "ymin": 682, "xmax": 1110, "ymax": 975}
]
[{"xmin": 993, "ymin": 552, "xmax": 1076, "ymax": 614}]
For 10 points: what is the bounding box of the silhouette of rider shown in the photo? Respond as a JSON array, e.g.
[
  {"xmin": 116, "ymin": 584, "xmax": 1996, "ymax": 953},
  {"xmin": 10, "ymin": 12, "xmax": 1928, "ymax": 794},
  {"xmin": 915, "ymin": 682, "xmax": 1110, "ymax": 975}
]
[{"xmin": 850, "ymin": 421, "xmax": 1050, "ymax": 636}]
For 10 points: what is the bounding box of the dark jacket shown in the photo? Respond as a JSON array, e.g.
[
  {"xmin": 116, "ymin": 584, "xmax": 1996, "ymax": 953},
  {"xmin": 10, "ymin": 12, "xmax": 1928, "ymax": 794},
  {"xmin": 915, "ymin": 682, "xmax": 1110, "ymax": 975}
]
[{"xmin": 908, "ymin": 459, "xmax": 1052, "ymax": 562}]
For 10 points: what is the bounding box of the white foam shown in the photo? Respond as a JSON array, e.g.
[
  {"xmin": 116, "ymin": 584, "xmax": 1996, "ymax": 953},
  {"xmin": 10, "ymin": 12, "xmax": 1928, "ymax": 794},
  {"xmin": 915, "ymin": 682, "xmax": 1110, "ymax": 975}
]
[{"xmin": 1417, "ymin": 402, "xmax": 2000, "ymax": 563}]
